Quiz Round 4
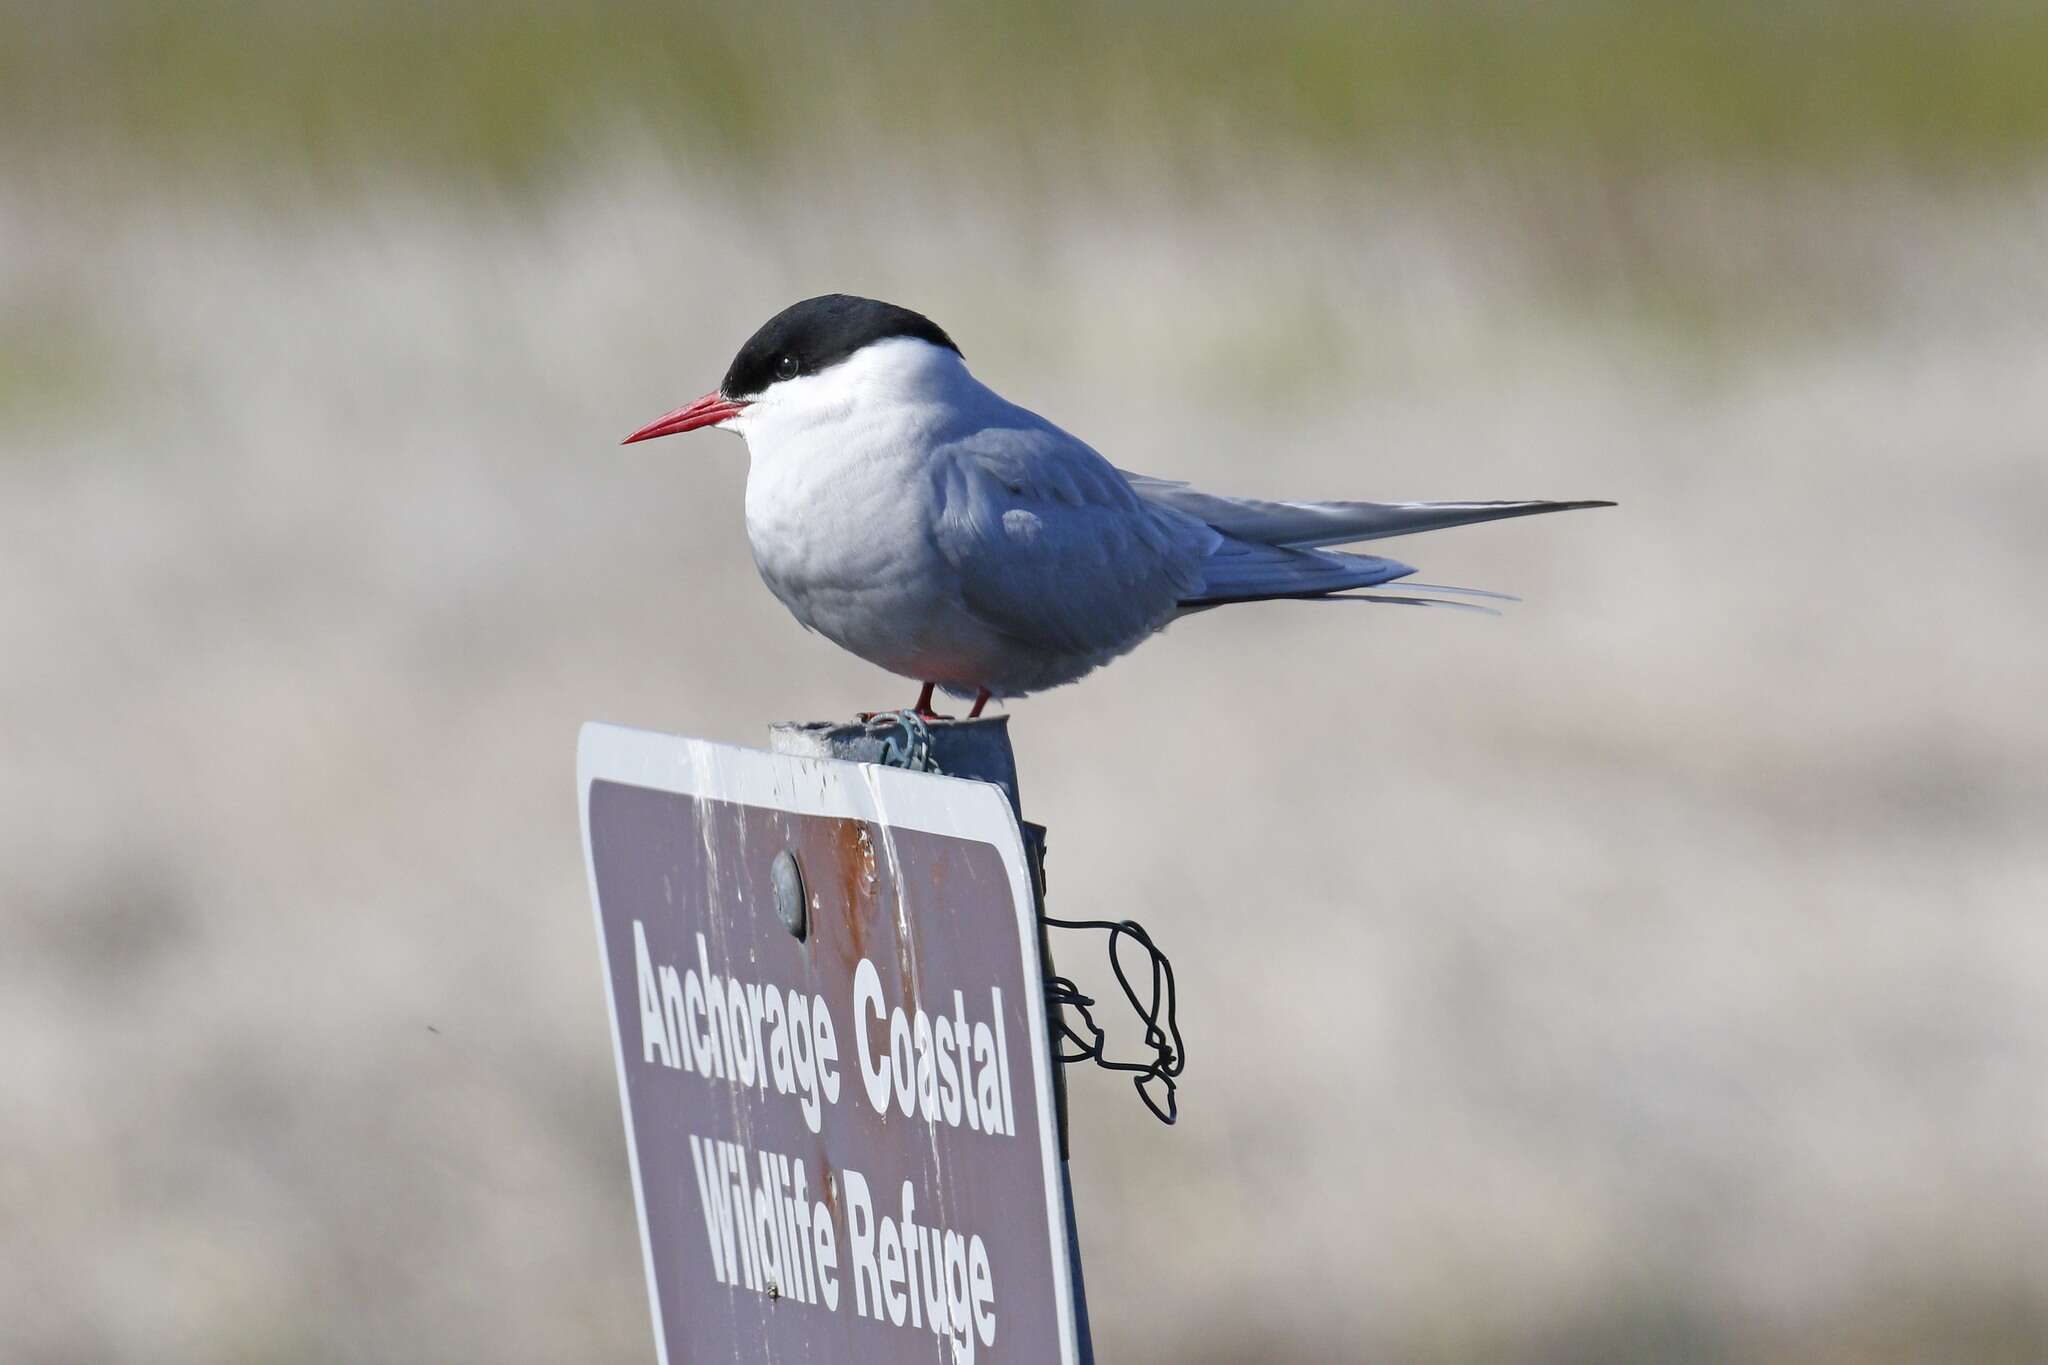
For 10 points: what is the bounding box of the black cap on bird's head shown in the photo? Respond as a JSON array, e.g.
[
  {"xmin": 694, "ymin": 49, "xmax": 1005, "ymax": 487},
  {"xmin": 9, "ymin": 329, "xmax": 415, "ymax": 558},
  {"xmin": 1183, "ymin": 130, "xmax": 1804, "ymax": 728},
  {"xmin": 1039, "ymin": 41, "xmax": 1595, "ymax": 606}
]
[
  {"xmin": 722, "ymin": 295, "xmax": 960, "ymax": 398},
  {"xmin": 623, "ymin": 294, "xmax": 960, "ymax": 444}
]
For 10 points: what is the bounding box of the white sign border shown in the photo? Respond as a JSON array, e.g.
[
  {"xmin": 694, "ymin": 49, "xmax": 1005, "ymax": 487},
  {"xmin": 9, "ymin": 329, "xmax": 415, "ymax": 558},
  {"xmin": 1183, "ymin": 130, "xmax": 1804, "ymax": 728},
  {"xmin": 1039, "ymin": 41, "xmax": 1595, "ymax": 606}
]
[{"xmin": 577, "ymin": 720, "xmax": 1080, "ymax": 1365}]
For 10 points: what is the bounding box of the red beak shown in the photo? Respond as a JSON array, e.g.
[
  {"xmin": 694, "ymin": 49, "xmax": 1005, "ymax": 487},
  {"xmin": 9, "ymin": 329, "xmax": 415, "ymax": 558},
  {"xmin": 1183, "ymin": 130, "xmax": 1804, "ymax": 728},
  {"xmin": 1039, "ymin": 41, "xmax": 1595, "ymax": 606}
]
[{"xmin": 621, "ymin": 391, "xmax": 749, "ymax": 444}]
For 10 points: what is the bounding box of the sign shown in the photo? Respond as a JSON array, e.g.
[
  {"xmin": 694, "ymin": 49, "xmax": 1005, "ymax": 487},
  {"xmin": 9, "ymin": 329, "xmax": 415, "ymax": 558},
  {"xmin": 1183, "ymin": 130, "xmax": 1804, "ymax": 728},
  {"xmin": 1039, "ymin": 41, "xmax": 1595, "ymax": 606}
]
[{"xmin": 578, "ymin": 723, "xmax": 1079, "ymax": 1365}]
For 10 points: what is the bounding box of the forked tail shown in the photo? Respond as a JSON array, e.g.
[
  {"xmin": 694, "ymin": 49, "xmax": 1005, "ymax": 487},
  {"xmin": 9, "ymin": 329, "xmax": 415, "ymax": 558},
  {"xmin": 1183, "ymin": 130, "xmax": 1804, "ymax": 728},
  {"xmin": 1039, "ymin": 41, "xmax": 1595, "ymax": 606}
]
[{"xmin": 1142, "ymin": 474, "xmax": 1612, "ymax": 614}]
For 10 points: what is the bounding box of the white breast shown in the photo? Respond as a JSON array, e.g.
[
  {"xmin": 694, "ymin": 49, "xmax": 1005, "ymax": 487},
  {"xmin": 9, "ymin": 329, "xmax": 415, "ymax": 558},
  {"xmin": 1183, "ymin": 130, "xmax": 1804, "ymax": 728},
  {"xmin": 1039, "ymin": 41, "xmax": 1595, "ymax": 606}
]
[{"xmin": 736, "ymin": 340, "xmax": 993, "ymax": 683}]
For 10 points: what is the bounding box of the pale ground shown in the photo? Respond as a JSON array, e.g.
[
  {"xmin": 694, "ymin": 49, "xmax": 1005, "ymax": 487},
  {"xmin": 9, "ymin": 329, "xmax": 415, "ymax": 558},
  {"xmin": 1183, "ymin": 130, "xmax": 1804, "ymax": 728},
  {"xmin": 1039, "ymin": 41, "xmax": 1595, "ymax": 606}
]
[{"xmin": 3, "ymin": 159, "xmax": 2045, "ymax": 1362}]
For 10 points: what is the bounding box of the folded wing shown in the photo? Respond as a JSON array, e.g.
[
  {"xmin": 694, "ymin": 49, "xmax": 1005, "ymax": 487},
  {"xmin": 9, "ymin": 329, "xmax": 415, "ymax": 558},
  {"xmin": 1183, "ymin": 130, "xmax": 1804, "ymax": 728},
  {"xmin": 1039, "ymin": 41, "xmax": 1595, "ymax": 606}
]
[
  {"xmin": 929, "ymin": 434, "xmax": 1613, "ymax": 655},
  {"xmin": 930, "ymin": 429, "xmax": 1212, "ymax": 658}
]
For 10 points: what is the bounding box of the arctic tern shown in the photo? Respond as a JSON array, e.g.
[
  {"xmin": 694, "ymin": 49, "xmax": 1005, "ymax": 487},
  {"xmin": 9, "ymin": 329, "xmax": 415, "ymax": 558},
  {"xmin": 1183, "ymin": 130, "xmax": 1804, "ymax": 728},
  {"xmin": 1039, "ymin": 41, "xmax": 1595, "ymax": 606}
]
[{"xmin": 624, "ymin": 294, "xmax": 1611, "ymax": 717}]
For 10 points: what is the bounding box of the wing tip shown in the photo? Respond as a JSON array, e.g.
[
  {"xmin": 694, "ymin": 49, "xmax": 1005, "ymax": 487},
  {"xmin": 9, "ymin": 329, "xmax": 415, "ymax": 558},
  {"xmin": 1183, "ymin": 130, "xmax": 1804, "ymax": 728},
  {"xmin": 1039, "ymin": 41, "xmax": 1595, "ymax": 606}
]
[
  {"xmin": 1399, "ymin": 581, "xmax": 1521, "ymax": 603},
  {"xmin": 1342, "ymin": 593, "xmax": 1504, "ymax": 616}
]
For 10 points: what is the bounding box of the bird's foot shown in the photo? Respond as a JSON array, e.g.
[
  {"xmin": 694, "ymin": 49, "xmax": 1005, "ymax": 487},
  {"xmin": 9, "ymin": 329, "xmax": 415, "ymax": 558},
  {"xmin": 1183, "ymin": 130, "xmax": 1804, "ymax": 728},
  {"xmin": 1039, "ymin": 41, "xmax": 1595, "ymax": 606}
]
[
  {"xmin": 855, "ymin": 685, "xmax": 991, "ymax": 723},
  {"xmin": 859, "ymin": 681, "xmax": 950, "ymax": 724}
]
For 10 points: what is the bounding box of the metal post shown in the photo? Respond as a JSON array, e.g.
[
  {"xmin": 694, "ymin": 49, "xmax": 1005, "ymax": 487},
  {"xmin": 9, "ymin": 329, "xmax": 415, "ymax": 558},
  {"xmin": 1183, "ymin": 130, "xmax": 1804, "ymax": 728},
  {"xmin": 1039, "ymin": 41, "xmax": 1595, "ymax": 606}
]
[{"xmin": 770, "ymin": 715, "xmax": 1096, "ymax": 1365}]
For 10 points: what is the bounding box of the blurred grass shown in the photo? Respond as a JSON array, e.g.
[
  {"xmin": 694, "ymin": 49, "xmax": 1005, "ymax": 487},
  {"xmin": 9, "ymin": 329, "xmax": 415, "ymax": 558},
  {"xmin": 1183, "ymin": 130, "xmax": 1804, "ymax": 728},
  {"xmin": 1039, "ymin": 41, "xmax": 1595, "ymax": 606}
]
[
  {"xmin": 0, "ymin": 285, "xmax": 105, "ymax": 429},
  {"xmin": 9, "ymin": 0, "xmax": 2048, "ymax": 187}
]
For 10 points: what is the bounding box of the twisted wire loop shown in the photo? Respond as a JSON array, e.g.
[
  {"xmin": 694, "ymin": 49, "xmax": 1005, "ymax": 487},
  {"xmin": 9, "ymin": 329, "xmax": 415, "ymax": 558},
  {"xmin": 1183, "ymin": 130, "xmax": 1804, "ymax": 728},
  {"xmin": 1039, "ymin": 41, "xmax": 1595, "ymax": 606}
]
[
  {"xmin": 1041, "ymin": 915, "xmax": 1185, "ymax": 1124},
  {"xmin": 866, "ymin": 710, "xmax": 944, "ymax": 774}
]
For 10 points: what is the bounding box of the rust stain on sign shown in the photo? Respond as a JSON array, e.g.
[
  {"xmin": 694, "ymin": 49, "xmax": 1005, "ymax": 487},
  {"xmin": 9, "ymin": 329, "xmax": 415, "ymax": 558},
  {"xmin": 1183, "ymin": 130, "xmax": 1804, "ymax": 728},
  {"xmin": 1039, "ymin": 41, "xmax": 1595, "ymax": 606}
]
[
  {"xmin": 826, "ymin": 817, "xmax": 873, "ymax": 969},
  {"xmin": 817, "ymin": 1152, "xmax": 840, "ymax": 1222}
]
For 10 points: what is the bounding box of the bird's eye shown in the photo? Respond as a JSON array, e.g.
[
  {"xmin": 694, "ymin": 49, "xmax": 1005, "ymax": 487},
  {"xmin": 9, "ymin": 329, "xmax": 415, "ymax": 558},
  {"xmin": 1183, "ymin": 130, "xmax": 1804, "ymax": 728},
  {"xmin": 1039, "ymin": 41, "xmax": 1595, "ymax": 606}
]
[{"xmin": 775, "ymin": 354, "xmax": 800, "ymax": 381}]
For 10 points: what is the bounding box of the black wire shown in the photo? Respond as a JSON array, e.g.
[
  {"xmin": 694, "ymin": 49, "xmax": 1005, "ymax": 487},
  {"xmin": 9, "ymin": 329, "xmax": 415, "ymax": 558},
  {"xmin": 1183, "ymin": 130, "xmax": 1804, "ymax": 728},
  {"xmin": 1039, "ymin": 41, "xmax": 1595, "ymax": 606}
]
[{"xmin": 1041, "ymin": 915, "xmax": 1185, "ymax": 1124}]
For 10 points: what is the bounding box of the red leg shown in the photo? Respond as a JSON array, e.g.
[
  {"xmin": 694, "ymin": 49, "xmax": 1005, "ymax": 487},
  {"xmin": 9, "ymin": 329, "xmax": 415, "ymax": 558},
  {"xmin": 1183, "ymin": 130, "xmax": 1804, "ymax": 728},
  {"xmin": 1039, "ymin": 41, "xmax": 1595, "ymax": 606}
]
[
  {"xmin": 968, "ymin": 688, "xmax": 991, "ymax": 719},
  {"xmin": 861, "ymin": 682, "xmax": 952, "ymax": 723}
]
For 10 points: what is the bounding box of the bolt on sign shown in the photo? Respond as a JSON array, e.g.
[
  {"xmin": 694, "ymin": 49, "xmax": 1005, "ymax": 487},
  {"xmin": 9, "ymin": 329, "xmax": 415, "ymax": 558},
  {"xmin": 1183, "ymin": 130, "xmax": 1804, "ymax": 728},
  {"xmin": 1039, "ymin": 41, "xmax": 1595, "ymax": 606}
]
[{"xmin": 578, "ymin": 723, "xmax": 1081, "ymax": 1365}]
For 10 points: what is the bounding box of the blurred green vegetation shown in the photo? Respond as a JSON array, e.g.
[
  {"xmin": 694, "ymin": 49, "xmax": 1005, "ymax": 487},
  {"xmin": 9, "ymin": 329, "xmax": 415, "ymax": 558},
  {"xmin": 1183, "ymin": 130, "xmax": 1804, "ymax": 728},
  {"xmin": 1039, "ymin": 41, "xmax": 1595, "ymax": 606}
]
[{"xmin": 10, "ymin": 0, "xmax": 2048, "ymax": 187}]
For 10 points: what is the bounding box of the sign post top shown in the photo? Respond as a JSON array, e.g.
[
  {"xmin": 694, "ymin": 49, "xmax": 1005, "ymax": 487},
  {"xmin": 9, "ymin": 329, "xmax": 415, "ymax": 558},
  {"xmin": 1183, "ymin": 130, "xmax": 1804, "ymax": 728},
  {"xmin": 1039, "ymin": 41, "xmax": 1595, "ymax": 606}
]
[{"xmin": 578, "ymin": 721, "xmax": 1079, "ymax": 1365}]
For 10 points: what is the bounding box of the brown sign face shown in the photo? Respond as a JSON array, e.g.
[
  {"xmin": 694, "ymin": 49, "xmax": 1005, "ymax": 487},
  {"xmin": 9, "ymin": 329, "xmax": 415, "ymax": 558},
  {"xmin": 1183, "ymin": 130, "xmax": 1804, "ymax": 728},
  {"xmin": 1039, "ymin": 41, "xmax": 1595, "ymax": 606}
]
[{"xmin": 579, "ymin": 726, "xmax": 1077, "ymax": 1365}]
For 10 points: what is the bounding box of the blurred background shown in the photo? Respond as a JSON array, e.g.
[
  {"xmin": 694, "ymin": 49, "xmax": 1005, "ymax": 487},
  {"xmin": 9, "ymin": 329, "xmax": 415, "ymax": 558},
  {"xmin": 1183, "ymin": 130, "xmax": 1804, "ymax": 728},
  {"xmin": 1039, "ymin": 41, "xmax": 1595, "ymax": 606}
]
[{"xmin": 5, "ymin": 2, "xmax": 2046, "ymax": 1361}]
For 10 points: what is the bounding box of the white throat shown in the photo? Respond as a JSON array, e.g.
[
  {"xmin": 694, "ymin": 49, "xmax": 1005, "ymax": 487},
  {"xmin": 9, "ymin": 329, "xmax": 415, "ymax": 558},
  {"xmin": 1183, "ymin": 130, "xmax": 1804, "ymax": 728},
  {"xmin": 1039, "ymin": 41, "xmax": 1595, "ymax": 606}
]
[{"xmin": 729, "ymin": 337, "xmax": 995, "ymax": 467}]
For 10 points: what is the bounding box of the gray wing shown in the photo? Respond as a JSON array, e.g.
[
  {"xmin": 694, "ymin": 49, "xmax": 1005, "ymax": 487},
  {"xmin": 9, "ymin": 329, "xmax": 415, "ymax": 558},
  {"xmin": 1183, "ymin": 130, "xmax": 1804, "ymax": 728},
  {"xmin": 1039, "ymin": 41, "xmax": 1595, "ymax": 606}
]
[
  {"xmin": 930, "ymin": 428, "xmax": 1212, "ymax": 657},
  {"xmin": 1121, "ymin": 471, "xmax": 1614, "ymax": 548}
]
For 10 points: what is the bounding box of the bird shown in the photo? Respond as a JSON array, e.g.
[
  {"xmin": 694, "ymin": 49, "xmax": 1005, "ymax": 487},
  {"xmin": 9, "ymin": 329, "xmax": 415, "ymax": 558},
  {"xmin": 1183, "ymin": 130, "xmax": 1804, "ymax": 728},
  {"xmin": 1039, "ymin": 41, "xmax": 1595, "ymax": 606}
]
[{"xmin": 623, "ymin": 294, "xmax": 1611, "ymax": 719}]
